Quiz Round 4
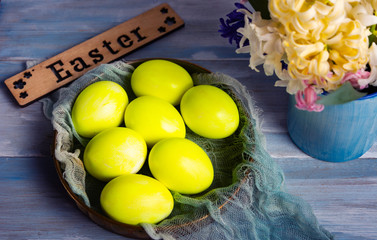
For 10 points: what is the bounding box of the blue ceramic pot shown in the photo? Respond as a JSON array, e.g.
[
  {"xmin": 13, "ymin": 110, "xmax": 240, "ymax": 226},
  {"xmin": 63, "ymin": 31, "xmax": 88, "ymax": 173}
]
[{"xmin": 287, "ymin": 92, "xmax": 377, "ymax": 162}]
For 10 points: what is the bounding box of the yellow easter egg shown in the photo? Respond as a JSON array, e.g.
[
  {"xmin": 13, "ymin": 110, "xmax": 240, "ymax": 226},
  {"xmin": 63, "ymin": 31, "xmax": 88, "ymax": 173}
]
[
  {"xmin": 149, "ymin": 138, "xmax": 214, "ymax": 194},
  {"xmin": 124, "ymin": 96, "xmax": 186, "ymax": 147},
  {"xmin": 180, "ymin": 85, "xmax": 239, "ymax": 139},
  {"xmin": 100, "ymin": 174, "xmax": 174, "ymax": 225},
  {"xmin": 84, "ymin": 127, "xmax": 147, "ymax": 182},
  {"xmin": 131, "ymin": 60, "xmax": 193, "ymax": 106},
  {"xmin": 72, "ymin": 81, "xmax": 128, "ymax": 138}
]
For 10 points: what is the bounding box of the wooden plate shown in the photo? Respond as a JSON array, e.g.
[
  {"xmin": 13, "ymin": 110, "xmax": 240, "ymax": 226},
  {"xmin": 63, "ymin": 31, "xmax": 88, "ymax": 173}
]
[{"xmin": 53, "ymin": 58, "xmax": 212, "ymax": 239}]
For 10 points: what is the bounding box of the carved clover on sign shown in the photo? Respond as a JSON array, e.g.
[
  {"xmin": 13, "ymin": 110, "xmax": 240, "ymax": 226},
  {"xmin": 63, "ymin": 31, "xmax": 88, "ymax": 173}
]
[
  {"xmin": 164, "ymin": 17, "xmax": 176, "ymax": 26},
  {"xmin": 19, "ymin": 91, "xmax": 28, "ymax": 99},
  {"xmin": 158, "ymin": 26, "xmax": 166, "ymax": 33},
  {"xmin": 160, "ymin": 7, "xmax": 168, "ymax": 14},
  {"xmin": 13, "ymin": 79, "xmax": 26, "ymax": 89}
]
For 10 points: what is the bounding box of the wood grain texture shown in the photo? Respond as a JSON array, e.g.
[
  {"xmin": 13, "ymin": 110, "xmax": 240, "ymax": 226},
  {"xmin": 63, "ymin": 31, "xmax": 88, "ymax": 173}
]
[{"xmin": 0, "ymin": 0, "xmax": 376, "ymax": 239}]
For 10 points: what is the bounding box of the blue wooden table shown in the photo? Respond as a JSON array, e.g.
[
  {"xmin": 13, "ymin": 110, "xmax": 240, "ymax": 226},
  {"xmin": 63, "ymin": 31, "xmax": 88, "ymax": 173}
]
[{"xmin": 0, "ymin": 1, "xmax": 376, "ymax": 239}]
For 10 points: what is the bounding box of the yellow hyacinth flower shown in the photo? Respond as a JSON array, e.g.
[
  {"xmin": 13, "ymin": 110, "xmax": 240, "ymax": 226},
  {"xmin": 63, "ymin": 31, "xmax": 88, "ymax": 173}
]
[
  {"xmin": 269, "ymin": 0, "xmax": 345, "ymax": 37},
  {"xmin": 269, "ymin": 0, "xmax": 370, "ymax": 91},
  {"xmin": 236, "ymin": 0, "xmax": 377, "ymax": 94}
]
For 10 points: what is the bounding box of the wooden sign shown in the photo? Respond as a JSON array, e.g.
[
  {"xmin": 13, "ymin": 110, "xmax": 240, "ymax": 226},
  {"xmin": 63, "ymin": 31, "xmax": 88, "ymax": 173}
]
[{"xmin": 4, "ymin": 3, "xmax": 184, "ymax": 106}]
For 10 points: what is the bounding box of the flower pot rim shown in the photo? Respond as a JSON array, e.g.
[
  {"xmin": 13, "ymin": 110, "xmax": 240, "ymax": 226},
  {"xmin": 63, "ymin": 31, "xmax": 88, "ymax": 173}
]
[{"xmin": 359, "ymin": 91, "xmax": 377, "ymax": 100}]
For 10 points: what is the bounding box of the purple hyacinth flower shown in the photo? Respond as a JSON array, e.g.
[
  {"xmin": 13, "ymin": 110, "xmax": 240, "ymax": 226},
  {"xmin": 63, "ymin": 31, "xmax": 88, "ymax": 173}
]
[{"xmin": 219, "ymin": 3, "xmax": 251, "ymax": 48}]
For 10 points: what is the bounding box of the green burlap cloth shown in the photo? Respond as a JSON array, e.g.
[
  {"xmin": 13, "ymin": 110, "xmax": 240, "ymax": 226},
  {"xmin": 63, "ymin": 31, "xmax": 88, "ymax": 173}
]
[{"xmin": 41, "ymin": 60, "xmax": 333, "ymax": 240}]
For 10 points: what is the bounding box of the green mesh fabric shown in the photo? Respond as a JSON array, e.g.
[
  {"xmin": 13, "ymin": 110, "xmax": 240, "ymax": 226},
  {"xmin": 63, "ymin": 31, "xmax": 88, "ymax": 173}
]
[{"xmin": 42, "ymin": 60, "xmax": 333, "ymax": 240}]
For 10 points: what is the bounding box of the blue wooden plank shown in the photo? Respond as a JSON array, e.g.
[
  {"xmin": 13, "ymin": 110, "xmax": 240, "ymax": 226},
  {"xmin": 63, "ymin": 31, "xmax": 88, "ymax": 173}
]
[
  {"xmin": 282, "ymin": 177, "xmax": 377, "ymax": 240},
  {"xmin": 0, "ymin": 0, "xmax": 244, "ymax": 61},
  {"xmin": 0, "ymin": 88, "xmax": 53, "ymax": 157},
  {"xmin": 0, "ymin": 0, "xmax": 237, "ymax": 32},
  {"xmin": 0, "ymin": 61, "xmax": 26, "ymax": 80},
  {"xmin": 0, "ymin": 31, "xmax": 245, "ymax": 61},
  {"xmin": 276, "ymin": 157, "xmax": 377, "ymax": 240},
  {"xmin": 0, "ymin": 157, "xmax": 132, "ymax": 239},
  {"xmin": 276, "ymin": 157, "xmax": 377, "ymax": 180}
]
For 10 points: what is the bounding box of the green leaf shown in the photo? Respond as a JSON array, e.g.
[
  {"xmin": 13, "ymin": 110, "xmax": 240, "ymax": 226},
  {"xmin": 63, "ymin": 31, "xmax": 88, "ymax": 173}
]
[
  {"xmin": 369, "ymin": 34, "xmax": 377, "ymax": 46},
  {"xmin": 316, "ymin": 82, "xmax": 367, "ymax": 106},
  {"xmin": 247, "ymin": 0, "xmax": 270, "ymax": 19},
  {"xmin": 369, "ymin": 25, "xmax": 377, "ymax": 46}
]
